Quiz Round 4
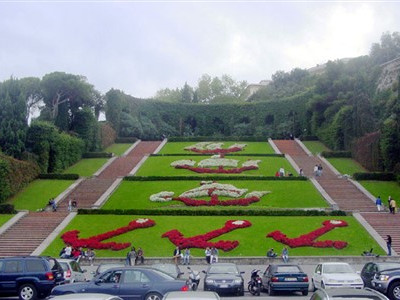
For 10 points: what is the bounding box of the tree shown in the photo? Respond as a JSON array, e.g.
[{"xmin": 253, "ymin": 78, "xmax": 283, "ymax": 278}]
[
  {"xmin": 181, "ymin": 82, "xmax": 193, "ymax": 103},
  {"xmin": 154, "ymin": 88, "xmax": 182, "ymax": 102}
]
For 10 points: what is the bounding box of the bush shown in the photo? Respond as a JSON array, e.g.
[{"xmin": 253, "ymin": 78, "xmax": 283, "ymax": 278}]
[
  {"xmin": 168, "ymin": 136, "xmax": 269, "ymax": 142},
  {"xmin": 321, "ymin": 151, "xmax": 352, "ymax": 158},
  {"xmin": 38, "ymin": 173, "xmax": 79, "ymax": 180},
  {"xmin": 301, "ymin": 136, "xmax": 319, "ymax": 141},
  {"xmin": 150, "ymin": 153, "xmax": 284, "ymax": 157},
  {"xmin": 82, "ymin": 152, "xmax": 113, "ymax": 158},
  {"xmin": 124, "ymin": 176, "xmax": 308, "ymax": 181},
  {"xmin": 0, "ymin": 204, "xmax": 16, "ymax": 214},
  {"xmin": 353, "ymin": 172, "xmax": 395, "ymax": 181},
  {"xmin": 100, "ymin": 122, "xmax": 117, "ymax": 149},
  {"xmin": 78, "ymin": 208, "xmax": 347, "ymax": 216},
  {"xmin": 115, "ymin": 137, "xmax": 138, "ymax": 143}
]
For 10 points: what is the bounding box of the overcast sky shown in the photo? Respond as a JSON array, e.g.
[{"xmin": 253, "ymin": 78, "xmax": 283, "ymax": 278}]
[{"xmin": 0, "ymin": 1, "xmax": 399, "ymax": 98}]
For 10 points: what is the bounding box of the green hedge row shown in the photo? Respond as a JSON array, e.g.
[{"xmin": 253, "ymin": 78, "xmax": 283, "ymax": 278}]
[
  {"xmin": 321, "ymin": 151, "xmax": 352, "ymax": 158},
  {"xmin": 150, "ymin": 153, "xmax": 284, "ymax": 157},
  {"xmin": 353, "ymin": 172, "xmax": 396, "ymax": 181},
  {"xmin": 79, "ymin": 208, "xmax": 347, "ymax": 216},
  {"xmin": 169, "ymin": 136, "xmax": 269, "ymax": 142},
  {"xmin": 115, "ymin": 137, "xmax": 138, "ymax": 143},
  {"xmin": 301, "ymin": 136, "xmax": 319, "ymax": 141},
  {"xmin": 0, "ymin": 204, "xmax": 16, "ymax": 214},
  {"xmin": 82, "ymin": 152, "xmax": 113, "ymax": 158},
  {"xmin": 38, "ymin": 173, "xmax": 79, "ymax": 180},
  {"xmin": 124, "ymin": 176, "xmax": 308, "ymax": 181}
]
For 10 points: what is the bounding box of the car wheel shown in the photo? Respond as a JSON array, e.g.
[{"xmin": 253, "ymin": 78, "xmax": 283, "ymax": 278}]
[
  {"xmin": 19, "ymin": 284, "xmax": 37, "ymax": 300},
  {"xmin": 302, "ymin": 290, "xmax": 309, "ymax": 296},
  {"xmin": 389, "ymin": 282, "xmax": 400, "ymax": 300},
  {"xmin": 145, "ymin": 292, "xmax": 163, "ymax": 300},
  {"xmin": 268, "ymin": 284, "xmax": 274, "ymax": 296}
]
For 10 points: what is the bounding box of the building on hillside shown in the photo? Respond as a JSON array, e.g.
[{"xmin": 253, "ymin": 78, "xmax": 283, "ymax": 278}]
[
  {"xmin": 242, "ymin": 80, "xmax": 271, "ymax": 101},
  {"xmin": 377, "ymin": 56, "xmax": 400, "ymax": 91}
]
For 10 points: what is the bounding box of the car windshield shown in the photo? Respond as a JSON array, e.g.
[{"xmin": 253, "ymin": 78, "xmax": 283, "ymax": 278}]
[
  {"xmin": 59, "ymin": 262, "xmax": 69, "ymax": 271},
  {"xmin": 98, "ymin": 264, "xmax": 124, "ymax": 274},
  {"xmin": 276, "ymin": 266, "xmax": 301, "ymax": 273},
  {"xmin": 208, "ymin": 265, "xmax": 239, "ymax": 274},
  {"xmin": 324, "ymin": 264, "xmax": 354, "ymax": 274}
]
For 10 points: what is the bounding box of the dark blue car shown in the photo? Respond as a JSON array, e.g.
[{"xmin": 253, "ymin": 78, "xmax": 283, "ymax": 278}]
[{"xmin": 51, "ymin": 266, "xmax": 189, "ymax": 300}]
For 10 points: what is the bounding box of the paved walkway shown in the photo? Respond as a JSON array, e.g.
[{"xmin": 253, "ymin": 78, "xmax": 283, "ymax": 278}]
[{"xmin": 0, "ymin": 141, "xmax": 162, "ymax": 257}]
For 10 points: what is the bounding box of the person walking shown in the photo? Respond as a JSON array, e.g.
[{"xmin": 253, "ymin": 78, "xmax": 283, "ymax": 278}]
[
  {"xmin": 173, "ymin": 246, "xmax": 181, "ymax": 265},
  {"xmin": 387, "ymin": 235, "xmax": 392, "ymax": 256},
  {"xmin": 281, "ymin": 247, "xmax": 289, "ymax": 263},
  {"xmin": 183, "ymin": 248, "xmax": 190, "ymax": 265},
  {"xmin": 376, "ymin": 196, "xmax": 382, "ymax": 212},
  {"xmin": 205, "ymin": 247, "xmax": 211, "ymax": 264}
]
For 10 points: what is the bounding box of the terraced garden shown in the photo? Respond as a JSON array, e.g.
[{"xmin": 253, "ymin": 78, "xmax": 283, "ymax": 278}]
[
  {"xmin": 63, "ymin": 158, "xmax": 109, "ymax": 176},
  {"xmin": 105, "ymin": 143, "xmax": 133, "ymax": 156}
]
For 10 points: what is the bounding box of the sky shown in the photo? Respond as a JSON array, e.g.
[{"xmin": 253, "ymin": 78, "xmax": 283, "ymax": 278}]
[{"xmin": 0, "ymin": 1, "xmax": 399, "ymax": 98}]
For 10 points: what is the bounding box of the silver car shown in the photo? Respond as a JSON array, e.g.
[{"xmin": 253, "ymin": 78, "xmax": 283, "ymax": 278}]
[
  {"xmin": 163, "ymin": 291, "xmax": 220, "ymax": 299},
  {"xmin": 58, "ymin": 259, "xmax": 87, "ymax": 283},
  {"xmin": 50, "ymin": 293, "xmax": 123, "ymax": 300}
]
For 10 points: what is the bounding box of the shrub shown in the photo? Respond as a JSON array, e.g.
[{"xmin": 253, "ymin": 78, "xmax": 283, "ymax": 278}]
[
  {"xmin": 124, "ymin": 175, "xmax": 308, "ymax": 181},
  {"xmin": 353, "ymin": 172, "xmax": 395, "ymax": 181},
  {"xmin": 82, "ymin": 152, "xmax": 113, "ymax": 158},
  {"xmin": 38, "ymin": 173, "xmax": 79, "ymax": 180},
  {"xmin": 301, "ymin": 136, "xmax": 319, "ymax": 141},
  {"xmin": 0, "ymin": 204, "xmax": 16, "ymax": 214},
  {"xmin": 321, "ymin": 151, "xmax": 352, "ymax": 158},
  {"xmin": 169, "ymin": 136, "xmax": 269, "ymax": 142},
  {"xmin": 100, "ymin": 122, "xmax": 117, "ymax": 149},
  {"xmin": 150, "ymin": 153, "xmax": 284, "ymax": 157},
  {"xmin": 115, "ymin": 137, "xmax": 138, "ymax": 143}
]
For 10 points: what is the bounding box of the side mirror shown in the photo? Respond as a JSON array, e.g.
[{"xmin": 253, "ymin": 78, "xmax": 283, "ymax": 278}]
[
  {"xmin": 240, "ymin": 271, "xmax": 245, "ymax": 274},
  {"xmin": 202, "ymin": 270, "xmax": 206, "ymax": 274},
  {"xmin": 317, "ymin": 271, "xmax": 321, "ymax": 275}
]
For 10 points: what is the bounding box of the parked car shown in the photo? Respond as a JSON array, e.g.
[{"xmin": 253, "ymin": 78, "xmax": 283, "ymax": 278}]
[
  {"xmin": 312, "ymin": 262, "xmax": 364, "ymax": 290},
  {"xmin": 262, "ymin": 264, "xmax": 309, "ymax": 296},
  {"xmin": 371, "ymin": 266, "xmax": 400, "ymax": 299},
  {"xmin": 93, "ymin": 263, "xmax": 125, "ymax": 277},
  {"xmin": 57, "ymin": 259, "xmax": 87, "ymax": 283},
  {"xmin": 361, "ymin": 262, "xmax": 400, "ymax": 288},
  {"xmin": 310, "ymin": 287, "xmax": 389, "ymax": 300},
  {"xmin": 151, "ymin": 263, "xmax": 184, "ymax": 279},
  {"xmin": 162, "ymin": 291, "xmax": 220, "ymax": 299},
  {"xmin": 0, "ymin": 255, "xmax": 64, "ymax": 300},
  {"xmin": 51, "ymin": 266, "xmax": 189, "ymax": 300},
  {"xmin": 202, "ymin": 263, "xmax": 244, "ymax": 296},
  {"xmin": 50, "ymin": 293, "xmax": 123, "ymax": 300}
]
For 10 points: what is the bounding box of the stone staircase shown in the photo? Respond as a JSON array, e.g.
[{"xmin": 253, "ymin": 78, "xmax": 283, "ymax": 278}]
[{"xmin": 0, "ymin": 141, "xmax": 162, "ymax": 257}]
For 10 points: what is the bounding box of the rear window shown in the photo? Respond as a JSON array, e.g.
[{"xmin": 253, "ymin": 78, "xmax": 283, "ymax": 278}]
[
  {"xmin": 47, "ymin": 258, "xmax": 61, "ymax": 271},
  {"xmin": 60, "ymin": 262, "xmax": 69, "ymax": 271},
  {"xmin": 4, "ymin": 260, "xmax": 23, "ymax": 273},
  {"xmin": 26, "ymin": 260, "xmax": 46, "ymax": 272},
  {"xmin": 70, "ymin": 261, "xmax": 82, "ymax": 272},
  {"xmin": 276, "ymin": 266, "xmax": 301, "ymax": 273}
]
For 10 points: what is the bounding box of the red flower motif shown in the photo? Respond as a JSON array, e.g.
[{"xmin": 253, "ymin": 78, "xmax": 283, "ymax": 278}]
[{"xmin": 173, "ymin": 195, "xmax": 260, "ymax": 206}]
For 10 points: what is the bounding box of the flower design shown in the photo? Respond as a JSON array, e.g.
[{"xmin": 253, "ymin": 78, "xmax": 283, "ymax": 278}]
[{"xmin": 184, "ymin": 142, "xmax": 246, "ymax": 155}]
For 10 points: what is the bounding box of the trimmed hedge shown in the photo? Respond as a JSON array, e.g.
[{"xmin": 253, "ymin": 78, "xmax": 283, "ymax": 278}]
[
  {"xmin": 115, "ymin": 137, "xmax": 138, "ymax": 143},
  {"xmin": 353, "ymin": 172, "xmax": 395, "ymax": 181},
  {"xmin": 169, "ymin": 136, "xmax": 269, "ymax": 142},
  {"xmin": 79, "ymin": 208, "xmax": 347, "ymax": 216},
  {"xmin": 301, "ymin": 136, "xmax": 319, "ymax": 141},
  {"xmin": 82, "ymin": 152, "xmax": 113, "ymax": 158},
  {"xmin": 321, "ymin": 151, "xmax": 352, "ymax": 158},
  {"xmin": 0, "ymin": 204, "xmax": 16, "ymax": 214},
  {"xmin": 150, "ymin": 153, "xmax": 284, "ymax": 157},
  {"xmin": 38, "ymin": 173, "xmax": 79, "ymax": 180},
  {"xmin": 124, "ymin": 176, "xmax": 308, "ymax": 181}
]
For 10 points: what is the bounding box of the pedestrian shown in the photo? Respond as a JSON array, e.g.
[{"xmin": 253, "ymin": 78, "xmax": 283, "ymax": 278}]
[
  {"xmin": 313, "ymin": 165, "xmax": 319, "ymax": 177},
  {"xmin": 205, "ymin": 247, "xmax": 211, "ymax": 264},
  {"xmin": 173, "ymin": 246, "xmax": 181, "ymax": 265},
  {"xmin": 318, "ymin": 164, "xmax": 323, "ymax": 176},
  {"xmin": 387, "ymin": 235, "xmax": 392, "ymax": 256},
  {"xmin": 210, "ymin": 246, "xmax": 219, "ymax": 263},
  {"xmin": 135, "ymin": 247, "xmax": 144, "ymax": 264},
  {"xmin": 376, "ymin": 196, "xmax": 382, "ymax": 212},
  {"xmin": 279, "ymin": 167, "xmax": 285, "ymax": 177},
  {"xmin": 183, "ymin": 248, "xmax": 190, "ymax": 265},
  {"xmin": 281, "ymin": 247, "xmax": 289, "ymax": 263},
  {"xmin": 68, "ymin": 199, "xmax": 72, "ymax": 212},
  {"xmin": 391, "ymin": 198, "xmax": 397, "ymax": 214},
  {"xmin": 299, "ymin": 168, "xmax": 304, "ymax": 177}
]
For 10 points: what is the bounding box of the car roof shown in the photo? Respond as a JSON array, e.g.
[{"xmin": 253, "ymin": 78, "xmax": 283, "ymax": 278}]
[
  {"xmin": 209, "ymin": 263, "xmax": 237, "ymax": 266},
  {"xmin": 50, "ymin": 293, "xmax": 123, "ymax": 300},
  {"xmin": 321, "ymin": 262, "xmax": 350, "ymax": 265},
  {"xmin": 164, "ymin": 291, "xmax": 220, "ymax": 299},
  {"xmin": 57, "ymin": 259, "xmax": 78, "ymax": 263}
]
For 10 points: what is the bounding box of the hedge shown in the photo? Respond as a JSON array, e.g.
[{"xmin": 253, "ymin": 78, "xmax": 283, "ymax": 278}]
[
  {"xmin": 169, "ymin": 136, "xmax": 270, "ymax": 142},
  {"xmin": 82, "ymin": 152, "xmax": 113, "ymax": 158},
  {"xmin": 0, "ymin": 204, "xmax": 16, "ymax": 214},
  {"xmin": 115, "ymin": 137, "xmax": 138, "ymax": 143},
  {"xmin": 38, "ymin": 173, "xmax": 79, "ymax": 180},
  {"xmin": 301, "ymin": 136, "xmax": 319, "ymax": 141},
  {"xmin": 321, "ymin": 151, "xmax": 352, "ymax": 158},
  {"xmin": 353, "ymin": 172, "xmax": 395, "ymax": 181},
  {"xmin": 100, "ymin": 122, "xmax": 117, "ymax": 149},
  {"xmin": 124, "ymin": 176, "xmax": 308, "ymax": 181},
  {"xmin": 150, "ymin": 153, "xmax": 284, "ymax": 157},
  {"xmin": 79, "ymin": 208, "xmax": 347, "ymax": 216}
]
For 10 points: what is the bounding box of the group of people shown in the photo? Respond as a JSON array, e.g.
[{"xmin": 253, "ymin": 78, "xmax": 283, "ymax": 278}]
[
  {"xmin": 60, "ymin": 245, "xmax": 96, "ymax": 265},
  {"xmin": 375, "ymin": 195, "xmax": 397, "ymax": 213},
  {"xmin": 313, "ymin": 164, "xmax": 323, "ymax": 177},
  {"xmin": 275, "ymin": 167, "xmax": 293, "ymax": 177},
  {"xmin": 126, "ymin": 247, "xmax": 145, "ymax": 265},
  {"xmin": 266, "ymin": 247, "xmax": 289, "ymax": 263},
  {"xmin": 46, "ymin": 198, "xmax": 78, "ymax": 212},
  {"xmin": 172, "ymin": 246, "xmax": 219, "ymax": 265}
]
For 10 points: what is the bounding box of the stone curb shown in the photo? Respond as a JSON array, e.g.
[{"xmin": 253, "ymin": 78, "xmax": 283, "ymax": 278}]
[
  {"xmin": 122, "ymin": 140, "xmax": 141, "ymax": 157},
  {"xmin": 31, "ymin": 212, "xmax": 78, "ymax": 256},
  {"xmin": 94, "ymin": 156, "xmax": 118, "ymax": 177},
  {"xmin": 310, "ymin": 178, "xmax": 338, "ymax": 209},
  {"xmin": 0, "ymin": 211, "xmax": 28, "ymax": 236},
  {"xmin": 268, "ymin": 138, "xmax": 281, "ymax": 154},
  {"xmin": 295, "ymin": 138, "xmax": 313, "ymax": 156},
  {"xmin": 317, "ymin": 154, "xmax": 341, "ymax": 176},
  {"xmin": 92, "ymin": 178, "xmax": 123, "ymax": 209},
  {"xmin": 353, "ymin": 212, "xmax": 395, "ymax": 255},
  {"xmin": 54, "ymin": 178, "xmax": 85, "ymax": 205},
  {"xmin": 153, "ymin": 139, "xmax": 167, "ymax": 154},
  {"xmin": 128, "ymin": 155, "xmax": 148, "ymax": 176},
  {"xmin": 349, "ymin": 179, "xmax": 376, "ymax": 203},
  {"xmin": 285, "ymin": 154, "xmax": 300, "ymax": 174}
]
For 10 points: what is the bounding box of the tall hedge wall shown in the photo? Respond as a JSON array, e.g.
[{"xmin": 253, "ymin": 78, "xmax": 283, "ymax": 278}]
[
  {"xmin": 0, "ymin": 153, "xmax": 40, "ymax": 203},
  {"xmin": 100, "ymin": 122, "xmax": 117, "ymax": 149},
  {"xmin": 352, "ymin": 131, "xmax": 383, "ymax": 171}
]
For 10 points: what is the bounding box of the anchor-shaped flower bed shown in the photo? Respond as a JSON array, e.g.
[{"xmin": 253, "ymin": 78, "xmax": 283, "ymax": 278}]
[
  {"xmin": 266, "ymin": 220, "xmax": 348, "ymax": 249},
  {"xmin": 150, "ymin": 181, "xmax": 270, "ymax": 206},
  {"xmin": 61, "ymin": 218, "xmax": 155, "ymax": 251},
  {"xmin": 184, "ymin": 142, "xmax": 246, "ymax": 155},
  {"xmin": 162, "ymin": 220, "xmax": 251, "ymax": 251}
]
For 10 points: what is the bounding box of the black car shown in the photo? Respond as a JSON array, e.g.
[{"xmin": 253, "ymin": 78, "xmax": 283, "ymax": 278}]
[
  {"xmin": 310, "ymin": 287, "xmax": 389, "ymax": 300},
  {"xmin": 361, "ymin": 262, "xmax": 400, "ymax": 288},
  {"xmin": 151, "ymin": 263, "xmax": 184, "ymax": 279},
  {"xmin": 0, "ymin": 256, "xmax": 64, "ymax": 300},
  {"xmin": 51, "ymin": 266, "xmax": 189, "ymax": 300},
  {"xmin": 262, "ymin": 264, "xmax": 309, "ymax": 296},
  {"xmin": 202, "ymin": 263, "xmax": 244, "ymax": 296}
]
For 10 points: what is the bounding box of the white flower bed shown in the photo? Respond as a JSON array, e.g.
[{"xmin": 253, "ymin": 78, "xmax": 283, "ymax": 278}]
[
  {"xmin": 228, "ymin": 143, "xmax": 246, "ymax": 149},
  {"xmin": 149, "ymin": 191, "xmax": 175, "ymax": 202},
  {"xmin": 198, "ymin": 157, "xmax": 238, "ymax": 167},
  {"xmin": 184, "ymin": 142, "xmax": 246, "ymax": 151},
  {"xmin": 242, "ymin": 160, "xmax": 261, "ymax": 167},
  {"xmin": 170, "ymin": 159, "xmax": 196, "ymax": 167},
  {"xmin": 245, "ymin": 191, "xmax": 271, "ymax": 198},
  {"xmin": 180, "ymin": 182, "xmax": 248, "ymax": 198}
]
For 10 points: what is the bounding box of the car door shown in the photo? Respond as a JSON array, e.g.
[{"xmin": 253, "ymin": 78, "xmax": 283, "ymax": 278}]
[
  {"xmin": 313, "ymin": 264, "xmax": 322, "ymax": 289},
  {"xmin": 361, "ymin": 263, "xmax": 376, "ymax": 288},
  {"xmin": 119, "ymin": 269, "xmax": 152, "ymax": 300},
  {"xmin": 87, "ymin": 270, "xmax": 122, "ymax": 296},
  {"xmin": 262, "ymin": 266, "xmax": 272, "ymax": 287},
  {"xmin": 70, "ymin": 261, "xmax": 86, "ymax": 282},
  {"xmin": 0, "ymin": 259, "xmax": 24, "ymax": 294}
]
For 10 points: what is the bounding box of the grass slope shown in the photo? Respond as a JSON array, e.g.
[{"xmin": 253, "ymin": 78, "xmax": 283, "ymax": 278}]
[
  {"xmin": 360, "ymin": 181, "xmax": 400, "ymax": 204},
  {"xmin": 0, "ymin": 214, "xmax": 14, "ymax": 227},
  {"xmin": 327, "ymin": 158, "xmax": 367, "ymax": 175},
  {"xmin": 63, "ymin": 158, "xmax": 109, "ymax": 177},
  {"xmin": 135, "ymin": 156, "xmax": 295, "ymax": 177},
  {"xmin": 302, "ymin": 141, "xmax": 331, "ymax": 155},
  {"xmin": 42, "ymin": 215, "xmax": 384, "ymax": 257},
  {"xmin": 103, "ymin": 180, "xmax": 328, "ymax": 209},
  {"xmin": 8, "ymin": 180, "xmax": 74, "ymax": 211},
  {"xmin": 105, "ymin": 144, "xmax": 133, "ymax": 156},
  {"xmin": 159, "ymin": 142, "xmax": 275, "ymax": 154}
]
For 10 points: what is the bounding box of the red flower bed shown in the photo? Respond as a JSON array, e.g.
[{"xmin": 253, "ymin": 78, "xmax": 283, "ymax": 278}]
[
  {"xmin": 176, "ymin": 165, "xmax": 258, "ymax": 174},
  {"xmin": 173, "ymin": 195, "xmax": 260, "ymax": 206},
  {"xmin": 187, "ymin": 147, "xmax": 243, "ymax": 155},
  {"xmin": 162, "ymin": 220, "xmax": 251, "ymax": 251},
  {"xmin": 61, "ymin": 218, "xmax": 155, "ymax": 251},
  {"xmin": 266, "ymin": 220, "xmax": 348, "ymax": 249}
]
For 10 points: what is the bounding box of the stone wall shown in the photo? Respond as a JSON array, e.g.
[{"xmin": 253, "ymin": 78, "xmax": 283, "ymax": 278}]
[{"xmin": 377, "ymin": 56, "xmax": 400, "ymax": 91}]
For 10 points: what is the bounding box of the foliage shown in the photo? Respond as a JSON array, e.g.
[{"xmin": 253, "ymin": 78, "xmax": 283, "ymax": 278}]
[
  {"xmin": 71, "ymin": 107, "xmax": 100, "ymax": 152},
  {"xmin": 82, "ymin": 152, "xmax": 113, "ymax": 158},
  {"xmin": 115, "ymin": 137, "xmax": 138, "ymax": 143},
  {"xmin": 370, "ymin": 32, "xmax": 400, "ymax": 65},
  {"xmin": 38, "ymin": 173, "xmax": 79, "ymax": 180},
  {"xmin": 99, "ymin": 122, "xmax": 117, "ymax": 149},
  {"xmin": 353, "ymin": 172, "xmax": 395, "ymax": 181},
  {"xmin": 0, "ymin": 205, "xmax": 16, "ymax": 214},
  {"xmin": 125, "ymin": 176, "xmax": 307, "ymax": 181},
  {"xmin": 321, "ymin": 151, "xmax": 352, "ymax": 158},
  {"xmin": 380, "ymin": 116, "xmax": 400, "ymax": 171},
  {"xmin": 352, "ymin": 131, "xmax": 383, "ymax": 171}
]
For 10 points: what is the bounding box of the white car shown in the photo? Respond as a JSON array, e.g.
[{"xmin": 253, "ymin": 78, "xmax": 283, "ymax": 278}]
[
  {"xmin": 50, "ymin": 293, "xmax": 123, "ymax": 300},
  {"xmin": 57, "ymin": 259, "xmax": 87, "ymax": 283},
  {"xmin": 312, "ymin": 262, "xmax": 364, "ymax": 290}
]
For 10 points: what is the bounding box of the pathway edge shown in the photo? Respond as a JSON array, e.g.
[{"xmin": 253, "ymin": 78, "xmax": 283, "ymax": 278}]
[
  {"xmin": 92, "ymin": 178, "xmax": 123, "ymax": 209},
  {"xmin": 295, "ymin": 138, "xmax": 313, "ymax": 156},
  {"xmin": 0, "ymin": 211, "xmax": 28, "ymax": 236},
  {"xmin": 54, "ymin": 178, "xmax": 84, "ymax": 205},
  {"xmin": 310, "ymin": 178, "xmax": 338, "ymax": 209},
  {"xmin": 317, "ymin": 154, "xmax": 341, "ymax": 176},
  {"xmin": 153, "ymin": 139, "xmax": 168, "ymax": 154},
  {"xmin": 122, "ymin": 139, "xmax": 141, "ymax": 157},
  {"xmin": 94, "ymin": 156, "xmax": 118, "ymax": 177},
  {"xmin": 268, "ymin": 138, "xmax": 282, "ymax": 154}
]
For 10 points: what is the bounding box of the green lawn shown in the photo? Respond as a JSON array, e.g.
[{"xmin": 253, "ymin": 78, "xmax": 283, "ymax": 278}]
[
  {"xmin": 103, "ymin": 180, "xmax": 328, "ymax": 209},
  {"xmin": 8, "ymin": 180, "xmax": 74, "ymax": 211},
  {"xmin": 303, "ymin": 141, "xmax": 331, "ymax": 155},
  {"xmin": 135, "ymin": 156, "xmax": 296, "ymax": 177},
  {"xmin": 63, "ymin": 158, "xmax": 109, "ymax": 176},
  {"xmin": 360, "ymin": 181, "xmax": 400, "ymax": 204},
  {"xmin": 327, "ymin": 158, "xmax": 367, "ymax": 175},
  {"xmin": 0, "ymin": 214, "xmax": 14, "ymax": 227},
  {"xmin": 41, "ymin": 215, "xmax": 384, "ymax": 257},
  {"xmin": 159, "ymin": 142, "xmax": 274, "ymax": 154},
  {"xmin": 105, "ymin": 143, "xmax": 133, "ymax": 156}
]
